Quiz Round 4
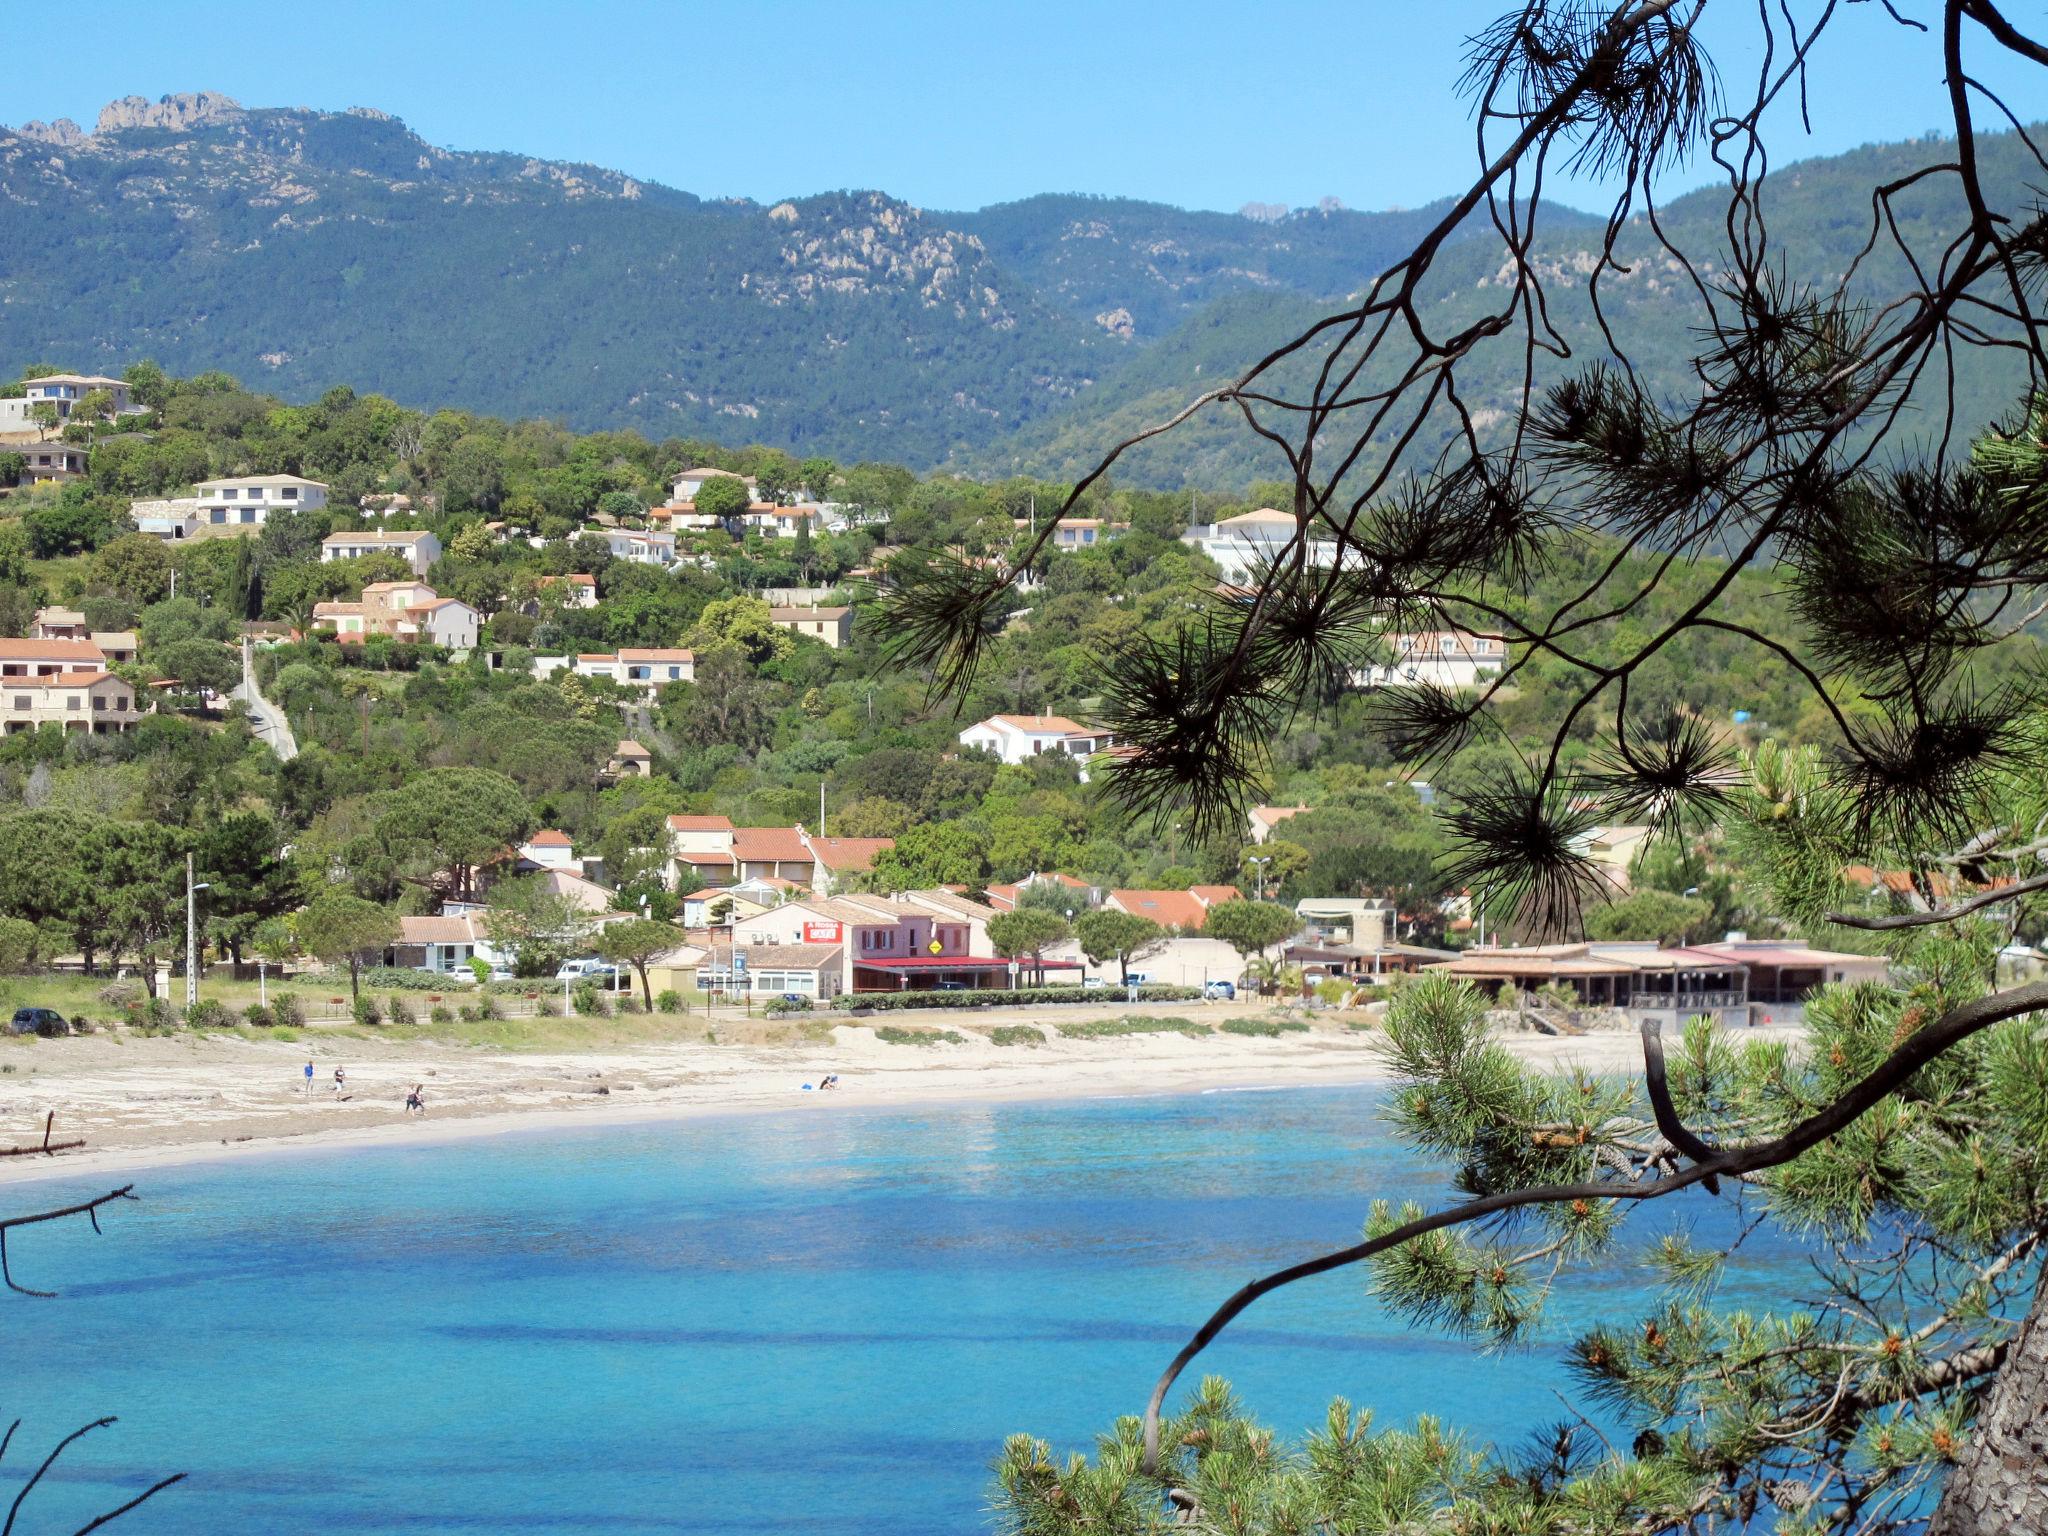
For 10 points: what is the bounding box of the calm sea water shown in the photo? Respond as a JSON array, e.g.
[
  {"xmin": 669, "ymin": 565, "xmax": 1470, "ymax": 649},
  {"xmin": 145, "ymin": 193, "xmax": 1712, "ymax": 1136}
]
[{"xmin": 3, "ymin": 1085, "xmax": 1805, "ymax": 1533}]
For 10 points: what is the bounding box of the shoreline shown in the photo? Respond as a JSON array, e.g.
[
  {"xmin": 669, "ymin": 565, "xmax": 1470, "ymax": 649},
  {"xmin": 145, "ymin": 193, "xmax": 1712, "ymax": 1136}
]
[{"xmin": 0, "ymin": 1017, "xmax": 1806, "ymax": 1189}]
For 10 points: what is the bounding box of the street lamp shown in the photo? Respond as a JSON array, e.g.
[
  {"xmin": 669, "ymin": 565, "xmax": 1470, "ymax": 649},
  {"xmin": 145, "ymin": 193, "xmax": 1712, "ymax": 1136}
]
[
  {"xmin": 1246, "ymin": 855, "xmax": 1272, "ymax": 902},
  {"xmin": 185, "ymin": 853, "xmax": 211, "ymax": 1010}
]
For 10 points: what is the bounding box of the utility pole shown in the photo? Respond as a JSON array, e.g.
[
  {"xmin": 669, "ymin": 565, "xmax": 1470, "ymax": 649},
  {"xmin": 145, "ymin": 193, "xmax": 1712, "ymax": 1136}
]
[
  {"xmin": 185, "ymin": 855, "xmax": 210, "ymax": 1010},
  {"xmin": 819, "ymin": 777, "xmax": 826, "ymax": 839}
]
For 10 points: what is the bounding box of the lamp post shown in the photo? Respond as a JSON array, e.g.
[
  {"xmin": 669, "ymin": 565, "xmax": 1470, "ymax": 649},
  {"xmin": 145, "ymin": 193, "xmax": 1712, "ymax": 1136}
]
[
  {"xmin": 185, "ymin": 854, "xmax": 212, "ymax": 1010},
  {"xmin": 1246, "ymin": 855, "xmax": 1272, "ymax": 903}
]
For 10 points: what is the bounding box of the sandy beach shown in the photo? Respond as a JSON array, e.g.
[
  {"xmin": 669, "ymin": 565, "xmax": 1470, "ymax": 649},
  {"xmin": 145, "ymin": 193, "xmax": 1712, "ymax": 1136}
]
[{"xmin": 0, "ymin": 1008, "xmax": 1802, "ymax": 1187}]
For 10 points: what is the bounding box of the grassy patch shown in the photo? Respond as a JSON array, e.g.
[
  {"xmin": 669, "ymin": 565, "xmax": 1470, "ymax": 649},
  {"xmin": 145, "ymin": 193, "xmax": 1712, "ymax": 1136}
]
[
  {"xmin": 1058, "ymin": 1015, "xmax": 1213, "ymax": 1040},
  {"xmin": 874, "ymin": 1025, "xmax": 967, "ymax": 1046},
  {"xmin": 990, "ymin": 1025, "xmax": 1047, "ymax": 1047},
  {"xmin": 1219, "ymin": 1016, "xmax": 1313, "ymax": 1038}
]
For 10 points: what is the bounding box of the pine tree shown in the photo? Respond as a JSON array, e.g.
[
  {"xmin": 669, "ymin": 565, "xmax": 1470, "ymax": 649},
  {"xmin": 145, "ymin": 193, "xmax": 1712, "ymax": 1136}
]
[{"xmin": 884, "ymin": 6, "xmax": 2048, "ymax": 1530}]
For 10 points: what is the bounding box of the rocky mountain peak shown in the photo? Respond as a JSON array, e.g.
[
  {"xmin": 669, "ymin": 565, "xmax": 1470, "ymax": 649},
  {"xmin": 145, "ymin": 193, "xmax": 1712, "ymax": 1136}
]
[
  {"xmin": 94, "ymin": 90, "xmax": 244, "ymax": 135},
  {"xmin": 15, "ymin": 118, "xmax": 89, "ymax": 148}
]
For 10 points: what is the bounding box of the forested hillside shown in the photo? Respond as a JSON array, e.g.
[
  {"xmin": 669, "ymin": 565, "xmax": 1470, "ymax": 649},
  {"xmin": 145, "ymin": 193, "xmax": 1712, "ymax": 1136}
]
[{"xmin": 2, "ymin": 95, "xmax": 2032, "ymax": 484}]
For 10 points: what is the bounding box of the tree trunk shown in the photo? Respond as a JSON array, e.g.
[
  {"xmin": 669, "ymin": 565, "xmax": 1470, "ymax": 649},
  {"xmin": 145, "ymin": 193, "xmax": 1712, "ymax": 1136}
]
[{"xmin": 1929, "ymin": 1262, "xmax": 2048, "ymax": 1535}]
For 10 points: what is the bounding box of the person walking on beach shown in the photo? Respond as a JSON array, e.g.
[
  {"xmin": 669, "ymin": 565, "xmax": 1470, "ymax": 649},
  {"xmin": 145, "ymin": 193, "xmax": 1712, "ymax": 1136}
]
[
  {"xmin": 404, "ymin": 1084, "xmax": 425, "ymax": 1116},
  {"xmin": 333, "ymin": 1065, "xmax": 347, "ymax": 1098},
  {"xmin": 303, "ymin": 1059, "xmax": 315, "ymax": 1095}
]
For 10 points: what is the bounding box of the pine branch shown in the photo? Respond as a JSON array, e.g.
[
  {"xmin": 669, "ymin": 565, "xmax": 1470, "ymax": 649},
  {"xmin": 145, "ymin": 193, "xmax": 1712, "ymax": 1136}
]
[{"xmin": 1139, "ymin": 979, "xmax": 2048, "ymax": 1475}]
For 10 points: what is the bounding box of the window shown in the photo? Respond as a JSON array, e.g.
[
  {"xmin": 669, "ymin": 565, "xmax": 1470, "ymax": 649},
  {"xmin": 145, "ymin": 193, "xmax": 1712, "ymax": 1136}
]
[
  {"xmin": 66, "ymin": 697, "xmax": 79, "ymax": 711},
  {"xmin": 282, "ymin": 487, "xmax": 298, "ymax": 500},
  {"xmin": 221, "ymin": 488, "xmax": 237, "ymax": 499},
  {"xmin": 10, "ymin": 697, "xmax": 27, "ymax": 711},
  {"xmin": 92, "ymin": 697, "xmax": 104, "ymax": 711}
]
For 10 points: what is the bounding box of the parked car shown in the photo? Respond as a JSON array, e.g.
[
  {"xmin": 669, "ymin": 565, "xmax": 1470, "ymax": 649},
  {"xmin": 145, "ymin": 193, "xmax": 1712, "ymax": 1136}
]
[
  {"xmin": 1082, "ymin": 977, "xmax": 1109, "ymax": 991},
  {"xmin": 9, "ymin": 1007, "xmax": 67, "ymax": 1037},
  {"xmin": 778, "ymin": 992, "xmax": 808, "ymax": 1004},
  {"xmin": 1204, "ymin": 980, "xmax": 1237, "ymax": 1001},
  {"xmin": 1124, "ymin": 973, "xmax": 1151, "ymax": 987},
  {"xmin": 932, "ymin": 980, "xmax": 969, "ymax": 992},
  {"xmin": 554, "ymin": 958, "xmax": 618, "ymax": 980}
]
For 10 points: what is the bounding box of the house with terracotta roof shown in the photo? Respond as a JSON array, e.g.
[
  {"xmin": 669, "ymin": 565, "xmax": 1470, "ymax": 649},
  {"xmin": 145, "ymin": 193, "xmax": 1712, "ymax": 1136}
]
[
  {"xmin": 958, "ymin": 713, "xmax": 1116, "ymax": 768},
  {"xmin": 729, "ymin": 889, "xmax": 1051, "ymax": 994},
  {"xmin": 585, "ymin": 527, "xmax": 676, "ymax": 566},
  {"xmin": 1104, "ymin": 885, "xmax": 1244, "ymax": 932},
  {"xmin": 610, "ymin": 740, "xmax": 653, "ymax": 778},
  {"xmin": 1247, "ymin": 805, "xmax": 1311, "ymax": 845},
  {"xmin": 739, "ymin": 504, "xmax": 824, "ymax": 539},
  {"xmin": 567, "ymin": 649, "xmax": 695, "ymax": 697},
  {"xmin": 0, "ymin": 637, "xmax": 109, "ymax": 678},
  {"xmin": 0, "ymin": 670, "xmax": 140, "ymax": 735},
  {"xmin": 768, "ymin": 605, "xmax": 853, "ymax": 649},
  {"xmin": 659, "ymin": 817, "xmax": 894, "ymax": 897},
  {"xmin": 313, "ymin": 580, "xmax": 478, "ymax": 650}
]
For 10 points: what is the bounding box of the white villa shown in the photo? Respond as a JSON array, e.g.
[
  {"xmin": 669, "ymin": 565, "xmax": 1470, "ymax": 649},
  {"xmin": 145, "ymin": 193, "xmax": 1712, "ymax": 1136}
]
[
  {"xmin": 1354, "ymin": 631, "xmax": 1507, "ymax": 690},
  {"xmin": 586, "ymin": 527, "xmax": 676, "ymax": 565},
  {"xmin": 1180, "ymin": 508, "xmax": 1339, "ymax": 586},
  {"xmin": 958, "ymin": 713, "xmax": 1117, "ymax": 767},
  {"xmin": 0, "ymin": 374, "xmax": 146, "ymax": 434},
  {"xmin": 320, "ymin": 529, "xmax": 442, "ymax": 576},
  {"xmin": 768, "ymin": 605, "xmax": 852, "ymax": 649}
]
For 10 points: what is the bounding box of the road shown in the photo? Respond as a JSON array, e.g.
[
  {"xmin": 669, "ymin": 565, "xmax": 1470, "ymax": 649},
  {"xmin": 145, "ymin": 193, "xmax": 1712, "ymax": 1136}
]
[{"xmin": 232, "ymin": 638, "xmax": 299, "ymax": 761}]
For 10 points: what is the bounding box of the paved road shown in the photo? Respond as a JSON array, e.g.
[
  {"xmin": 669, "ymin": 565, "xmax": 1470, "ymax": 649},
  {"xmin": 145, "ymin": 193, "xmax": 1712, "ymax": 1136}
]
[{"xmin": 232, "ymin": 639, "xmax": 299, "ymax": 761}]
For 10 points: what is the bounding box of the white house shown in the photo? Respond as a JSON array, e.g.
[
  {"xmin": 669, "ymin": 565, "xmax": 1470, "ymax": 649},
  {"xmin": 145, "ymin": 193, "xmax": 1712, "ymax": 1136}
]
[
  {"xmin": 0, "ymin": 374, "xmax": 144, "ymax": 433},
  {"xmin": 1354, "ymin": 631, "xmax": 1506, "ymax": 690},
  {"xmin": 669, "ymin": 466, "xmax": 757, "ymax": 503},
  {"xmin": 568, "ymin": 649, "xmax": 695, "ymax": 696},
  {"xmin": 321, "ymin": 529, "xmax": 442, "ymax": 577},
  {"xmin": 1180, "ymin": 508, "xmax": 1339, "ymax": 586},
  {"xmin": 14, "ymin": 445, "xmax": 88, "ymax": 483},
  {"xmin": 1015, "ymin": 516, "xmax": 1127, "ymax": 552},
  {"xmin": 587, "ymin": 527, "xmax": 675, "ymax": 566},
  {"xmin": 738, "ymin": 504, "xmax": 822, "ymax": 539},
  {"xmin": 958, "ymin": 714, "xmax": 1116, "ymax": 767},
  {"xmin": 191, "ymin": 474, "xmax": 328, "ymax": 529}
]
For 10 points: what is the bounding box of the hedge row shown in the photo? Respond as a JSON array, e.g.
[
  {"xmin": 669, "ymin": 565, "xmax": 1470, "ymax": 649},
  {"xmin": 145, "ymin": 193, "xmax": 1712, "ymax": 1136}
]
[{"xmin": 830, "ymin": 985, "xmax": 1201, "ymax": 1012}]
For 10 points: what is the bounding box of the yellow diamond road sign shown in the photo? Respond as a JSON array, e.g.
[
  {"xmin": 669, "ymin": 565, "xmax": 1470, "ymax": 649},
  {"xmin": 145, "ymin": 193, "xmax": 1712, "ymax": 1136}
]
[{"xmin": 928, "ymin": 940, "xmax": 943, "ymax": 955}]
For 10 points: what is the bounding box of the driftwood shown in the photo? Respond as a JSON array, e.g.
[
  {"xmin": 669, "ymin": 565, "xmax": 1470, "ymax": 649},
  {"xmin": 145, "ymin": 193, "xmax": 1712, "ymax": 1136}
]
[{"xmin": 0, "ymin": 1113, "xmax": 85, "ymax": 1159}]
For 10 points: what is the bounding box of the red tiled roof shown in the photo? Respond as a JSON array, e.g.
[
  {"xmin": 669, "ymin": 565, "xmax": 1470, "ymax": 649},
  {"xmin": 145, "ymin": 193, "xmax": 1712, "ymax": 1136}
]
[
  {"xmin": 527, "ymin": 830, "xmax": 573, "ymax": 847},
  {"xmin": 667, "ymin": 814, "xmax": 734, "ymax": 832},
  {"xmin": 1109, "ymin": 890, "xmax": 1213, "ymax": 930},
  {"xmin": 809, "ymin": 836, "xmax": 893, "ymax": 872},
  {"xmin": 0, "ymin": 638, "xmax": 104, "ymax": 661},
  {"xmin": 1190, "ymin": 885, "xmax": 1244, "ymax": 906},
  {"xmin": 732, "ymin": 826, "xmax": 812, "ymax": 864}
]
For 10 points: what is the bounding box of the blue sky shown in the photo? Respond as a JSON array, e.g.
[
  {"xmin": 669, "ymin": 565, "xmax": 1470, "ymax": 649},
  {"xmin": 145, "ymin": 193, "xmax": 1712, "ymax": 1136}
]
[{"xmin": 18, "ymin": 1, "xmax": 2031, "ymax": 213}]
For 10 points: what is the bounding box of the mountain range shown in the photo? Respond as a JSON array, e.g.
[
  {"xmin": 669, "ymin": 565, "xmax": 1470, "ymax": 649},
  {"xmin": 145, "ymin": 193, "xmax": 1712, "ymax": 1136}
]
[{"xmin": 0, "ymin": 93, "xmax": 2032, "ymax": 484}]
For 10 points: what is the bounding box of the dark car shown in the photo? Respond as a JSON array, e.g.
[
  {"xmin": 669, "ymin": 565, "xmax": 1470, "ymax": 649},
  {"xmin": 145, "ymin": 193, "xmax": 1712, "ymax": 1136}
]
[
  {"xmin": 9, "ymin": 1007, "xmax": 67, "ymax": 1037},
  {"xmin": 932, "ymin": 980, "xmax": 969, "ymax": 992}
]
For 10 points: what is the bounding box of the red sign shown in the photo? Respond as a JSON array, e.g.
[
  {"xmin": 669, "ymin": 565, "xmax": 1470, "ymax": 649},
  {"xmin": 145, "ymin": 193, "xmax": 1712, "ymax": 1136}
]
[{"xmin": 802, "ymin": 921, "xmax": 843, "ymax": 944}]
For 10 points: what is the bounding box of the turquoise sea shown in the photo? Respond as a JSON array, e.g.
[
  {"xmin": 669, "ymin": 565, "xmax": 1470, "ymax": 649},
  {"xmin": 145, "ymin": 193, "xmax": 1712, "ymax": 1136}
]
[{"xmin": 3, "ymin": 1085, "xmax": 1803, "ymax": 1533}]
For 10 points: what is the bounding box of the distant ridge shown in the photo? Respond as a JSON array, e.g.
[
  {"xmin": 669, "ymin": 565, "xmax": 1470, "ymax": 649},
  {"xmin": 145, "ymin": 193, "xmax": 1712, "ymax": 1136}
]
[{"xmin": 0, "ymin": 97, "xmax": 2030, "ymax": 483}]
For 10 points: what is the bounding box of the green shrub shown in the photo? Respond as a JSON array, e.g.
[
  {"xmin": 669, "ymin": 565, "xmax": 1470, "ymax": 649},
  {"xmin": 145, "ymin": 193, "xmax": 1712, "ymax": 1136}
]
[
  {"xmin": 98, "ymin": 981, "xmax": 142, "ymax": 1011},
  {"xmin": 1059, "ymin": 1015, "xmax": 1213, "ymax": 1039},
  {"xmin": 615, "ymin": 993, "xmax": 642, "ymax": 1014},
  {"xmin": 243, "ymin": 1002, "xmax": 274, "ymax": 1029},
  {"xmin": 430, "ymin": 1004, "xmax": 455, "ymax": 1024},
  {"xmin": 655, "ymin": 989, "xmax": 682, "ymax": 1014},
  {"xmin": 875, "ymin": 1025, "xmax": 966, "ymax": 1045},
  {"xmin": 763, "ymin": 996, "xmax": 812, "ymax": 1015},
  {"xmin": 573, "ymin": 981, "xmax": 608, "ymax": 1017},
  {"xmin": 270, "ymin": 993, "xmax": 306, "ymax": 1028},
  {"xmin": 353, "ymin": 996, "xmax": 382, "ymax": 1028},
  {"xmin": 831, "ymin": 985, "xmax": 1201, "ymax": 1012},
  {"xmin": 69, "ymin": 1014, "xmax": 96, "ymax": 1034},
  {"xmin": 130, "ymin": 996, "xmax": 178, "ymax": 1032},
  {"xmin": 355, "ymin": 966, "xmax": 466, "ymax": 992},
  {"xmin": 991, "ymin": 1024, "xmax": 1046, "ymax": 1047},
  {"xmin": 534, "ymin": 994, "xmax": 560, "ymax": 1017},
  {"xmin": 386, "ymin": 994, "xmax": 417, "ymax": 1027},
  {"xmin": 1220, "ymin": 1016, "xmax": 1312, "ymax": 1038}
]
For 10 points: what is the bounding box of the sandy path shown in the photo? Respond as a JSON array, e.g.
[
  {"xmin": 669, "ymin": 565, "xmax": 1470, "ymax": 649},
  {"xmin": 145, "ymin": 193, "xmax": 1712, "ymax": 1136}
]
[{"xmin": 0, "ymin": 1016, "xmax": 1804, "ymax": 1187}]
